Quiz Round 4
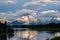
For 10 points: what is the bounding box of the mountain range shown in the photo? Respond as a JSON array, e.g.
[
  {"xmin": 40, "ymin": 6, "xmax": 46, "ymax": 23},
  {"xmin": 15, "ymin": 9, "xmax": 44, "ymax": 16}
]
[{"xmin": 0, "ymin": 12, "xmax": 60, "ymax": 26}]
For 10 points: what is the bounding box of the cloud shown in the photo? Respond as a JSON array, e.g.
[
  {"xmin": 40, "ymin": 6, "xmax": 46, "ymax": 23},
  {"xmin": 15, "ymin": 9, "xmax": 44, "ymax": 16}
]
[
  {"xmin": 15, "ymin": 10, "xmax": 60, "ymax": 24},
  {"xmin": 0, "ymin": 12, "xmax": 17, "ymax": 22},
  {"xmin": 40, "ymin": 10, "xmax": 60, "ymax": 17},
  {"xmin": 23, "ymin": 0, "xmax": 60, "ymax": 8},
  {"xmin": 0, "ymin": 0, "xmax": 18, "ymax": 4},
  {"xmin": 23, "ymin": 0, "xmax": 47, "ymax": 7},
  {"xmin": 37, "ymin": 10, "xmax": 60, "ymax": 24},
  {"xmin": 0, "ymin": 16, "xmax": 8, "ymax": 23},
  {"xmin": 0, "ymin": 9, "xmax": 60, "ymax": 24},
  {"xmin": 15, "ymin": 9, "xmax": 37, "ymax": 17},
  {"xmin": 16, "ymin": 15, "xmax": 37, "ymax": 25},
  {"xmin": 0, "ymin": 9, "xmax": 37, "ymax": 22},
  {"xmin": 15, "ymin": 9, "xmax": 37, "ymax": 25},
  {"xmin": 52, "ymin": 0, "xmax": 60, "ymax": 1}
]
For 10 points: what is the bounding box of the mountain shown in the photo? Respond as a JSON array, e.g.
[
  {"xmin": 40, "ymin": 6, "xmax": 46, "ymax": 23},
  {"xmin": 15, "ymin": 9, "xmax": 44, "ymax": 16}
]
[
  {"xmin": 8, "ymin": 17, "xmax": 60, "ymax": 26},
  {"xmin": 8, "ymin": 14, "xmax": 37, "ymax": 26},
  {"xmin": 7, "ymin": 13, "xmax": 60, "ymax": 26},
  {"xmin": 53, "ymin": 17, "xmax": 60, "ymax": 23},
  {"xmin": 8, "ymin": 21, "xmax": 24, "ymax": 26}
]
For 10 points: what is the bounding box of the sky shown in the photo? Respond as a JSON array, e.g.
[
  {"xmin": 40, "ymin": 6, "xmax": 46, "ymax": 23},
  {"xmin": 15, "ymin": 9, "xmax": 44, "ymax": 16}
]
[{"xmin": 0, "ymin": 0, "xmax": 60, "ymax": 24}]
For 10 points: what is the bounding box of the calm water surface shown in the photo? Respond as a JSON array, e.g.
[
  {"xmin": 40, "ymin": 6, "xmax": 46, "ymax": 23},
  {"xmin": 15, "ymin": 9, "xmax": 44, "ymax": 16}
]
[{"xmin": 7, "ymin": 28, "xmax": 60, "ymax": 40}]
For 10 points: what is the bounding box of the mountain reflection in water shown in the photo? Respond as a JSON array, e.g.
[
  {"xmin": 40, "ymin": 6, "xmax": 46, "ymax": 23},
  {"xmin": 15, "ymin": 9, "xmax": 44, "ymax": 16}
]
[{"xmin": 7, "ymin": 28, "xmax": 59, "ymax": 40}]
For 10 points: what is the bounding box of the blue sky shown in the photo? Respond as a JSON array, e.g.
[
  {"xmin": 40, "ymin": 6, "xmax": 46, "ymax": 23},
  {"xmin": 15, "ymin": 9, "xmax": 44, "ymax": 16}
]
[
  {"xmin": 0, "ymin": 0, "xmax": 60, "ymax": 24},
  {"xmin": 0, "ymin": 0, "xmax": 31, "ymax": 12}
]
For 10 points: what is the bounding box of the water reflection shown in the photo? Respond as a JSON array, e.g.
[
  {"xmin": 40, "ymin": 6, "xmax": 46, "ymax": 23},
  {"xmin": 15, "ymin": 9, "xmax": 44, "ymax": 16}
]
[
  {"xmin": 7, "ymin": 28, "xmax": 60, "ymax": 40},
  {"xmin": 55, "ymin": 32, "xmax": 60, "ymax": 37}
]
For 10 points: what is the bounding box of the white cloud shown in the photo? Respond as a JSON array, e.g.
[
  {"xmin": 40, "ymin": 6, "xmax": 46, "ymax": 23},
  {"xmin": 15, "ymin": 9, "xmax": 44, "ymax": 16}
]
[
  {"xmin": 52, "ymin": 0, "xmax": 60, "ymax": 1},
  {"xmin": 15, "ymin": 9, "xmax": 37, "ymax": 25},
  {"xmin": 0, "ymin": 12, "xmax": 17, "ymax": 22},
  {"xmin": 15, "ymin": 10, "xmax": 60, "ymax": 24},
  {"xmin": 0, "ymin": 0, "xmax": 18, "ymax": 4},
  {"xmin": 32, "ymin": 0, "xmax": 51, "ymax": 2},
  {"xmin": 37, "ymin": 10, "xmax": 60, "ymax": 24},
  {"xmin": 23, "ymin": 0, "xmax": 60, "ymax": 8},
  {"xmin": 16, "ymin": 15, "xmax": 37, "ymax": 25},
  {"xmin": 0, "ymin": 9, "xmax": 60, "ymax": 24},
  {"xmin": 15, "ymin": 9, "xmax": 37, "ymax": 17},
  {"xmin": 0, "ymin": 9, "xmax": 37, "ymax": 22},
  {"xmin": 23, "ymin": 0, "xmax": 47, "ymax": 7},
  {"xmin": 40, "ymin": 10, "xmax": 58, "ymax": 15},
  {"xmin": 40, "ymin": 10, "xmax": 60, "ymax": 17}
]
